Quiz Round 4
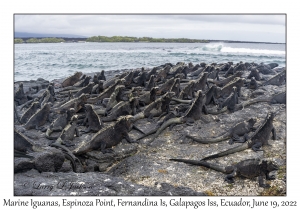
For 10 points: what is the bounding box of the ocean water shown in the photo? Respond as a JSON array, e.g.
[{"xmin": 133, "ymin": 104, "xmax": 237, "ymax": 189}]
[{"xmin": 14, "ymin": 42, "xmax": 286, "ymax": 82}]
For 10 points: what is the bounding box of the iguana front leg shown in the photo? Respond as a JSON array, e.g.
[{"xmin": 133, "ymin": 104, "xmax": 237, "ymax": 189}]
[
  {"xmin": 124, "ymin": 132, "xmax": 137, "ymax": 143},
  {"xmin": 225, "ymin": 168, "xmax": 237, "ymax": 183},
  {"xmin": 258, "ymin": 175, "xmax": 270, "ymax": 188},
  {"xmin": 251, "ymin": 142, "xmax": 263, "ymax": 152},
  {"xmin": 272, "ymin": 127, "xmax": 276, "ymax": 140}
]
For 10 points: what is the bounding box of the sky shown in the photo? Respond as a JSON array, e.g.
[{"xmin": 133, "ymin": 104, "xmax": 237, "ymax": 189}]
[{"xmin": 14, "ymin": 14, "xmax": 286, "ymax": 43}]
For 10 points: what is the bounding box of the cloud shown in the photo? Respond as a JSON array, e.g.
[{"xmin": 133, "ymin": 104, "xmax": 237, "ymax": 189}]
[{"xmin": 14, "ymin": 14, "xmax": 285, "ymax": 42}]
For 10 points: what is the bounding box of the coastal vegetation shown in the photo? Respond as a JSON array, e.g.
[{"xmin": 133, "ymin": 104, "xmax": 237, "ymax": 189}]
[
  {"xmin": 14, "ymin": 38, "xmax": 65, "ymax": 44},
  {"xmin": 14, "ymin": 39, "xmax": 24, "ymax": 44},
  {"xmin": 86, "ymin": 36, "xmax": 209, "ymax": 43}
]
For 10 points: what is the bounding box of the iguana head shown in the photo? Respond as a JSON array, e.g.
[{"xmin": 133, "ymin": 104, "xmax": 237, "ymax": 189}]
[
  {"xmin": 247, "ymin": 118, "xmax": 257, "ymax": 125},
  {"xmin": 32, "ymin": 101, "xmax": 41, "ymax": 109},
  {"xmin": 261, "ymin": 160, "xmax": 279, "ymax": 172}
]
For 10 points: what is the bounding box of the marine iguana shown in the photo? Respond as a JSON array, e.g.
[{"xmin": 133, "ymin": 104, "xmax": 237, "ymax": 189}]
[
  {"xmin": 263, "ymin": 70, "xmax": 286, "ymax": 86},
  {"xmin": 52, "ymin": 93, "xmax": 88, "ymax": 113},
  {"xmin": 14, "ymin": 82, "xmax": 28, "ymax": 105},
  {"xmin": 148, "ymin": 90, "xmax": 207, "ymax": 142},
  {"xmin": 123, "ymin": 71, "xmax": 134, "ymax": 87},
  {"xmin": 19, "ymin": 101, "xmax": 41, "ymax": 124},
  {"xmin": 98, "ymin": 70, "xmax": 106, "ymax": 81},
  {"xmin": 169, "ymin": 158, "xmax": 278, "ymax": 188},
  {"xmin": 270, "ymin": 91, "xmax": 286, "ymax": 104},
  {"xmin": 61, "ymin": 72, "xmax": 82, "ymax": 87},
  {"xmin": 53, "ymin": 115, "xmax": 80, "ymax": 147},
  {"xmin": 133, "ymin": 71, "xmax": 147, "ymax": 87},
  {"xmin": 74, "ymin": 82, "xmax": 94, "ymax": 98},
  {"xmin": 170, "ymin": 78, "xmax": 181, "ymax": 98},
  {"xmin": 218, "ymin": 86, "xmax": 239, "ymax": 112},
  {"xmin": 208, "ymin": 71, "xmax": 243, "ymax": 87},
  {"xmin": 91, "ymin": 80, "xmax": 104, "ymax": 94},
  {"xmin": 156, "ymin": 78, "xmax": 175, "ymax": 95},
  {"xmin": 247, "ymin": 69, "xmax": 261, "ymax": 81},
  {"xmin": 139, "ymin": 87, "xmax": 158, "ymax": 106},
  {"xmin": 144, "ymin": 75, "xmax": 156, "ymax": 91},
  {"xmin": 45, "ymin": 108, "xmax": 76, "ymax": 140},
  {"xmin": 40, "ymin": 85, "xmax": 55, "ymax": 107},
  {"xmin": 132, "ymin": 92, "xmax": 175, "ymax": 122},
  {"xmin": 218, "ymin": 77, "xmax": 245, "ymax": 98},
  {"xmin": 208, "ymin": 67, "xmax": 220, "ymax": 80},
  {"xmin": 194, "ymin": 72, "xmax": 210, "ymax": 91},
  {"xmin": 81, "ymin": 104, "xmax": 103, "ymax": 133},
  {"xmin": 73, "ymin": 75, "xmax": 91, "ymax": 87},
  {"xmin": 178, "ymin": 81, "xmax": 195, "ymax": 100},
  {"xmin": 224, "ymin": 66, "xmax": 235, "ymax": 77},
  {"xmin": 24, "ymin": 102, "xmax": 52, "ymax": 130},
  {"xmin": 204, "ymin": 84, "xmax": 220, "ymax": 105},
  {"xmin": 87, "ymin": 79, "xmax": 124, "ymax": 104},
  {"xmin": 156, "ymin": 65, "xmax": 171, "ymax": 83},
  {"xmin": 248, "ymin": 77, "xmax": 258, "ymax": 90},
  {"xmin": 201, "ymin": 112, "xmax": 276, "ymax": 160},
  {"xmin": 102, "ymin": 97, "xmax": 139, "ymax": 122},
  {"xmin": 186, "ymin": 118, "xmax": 256, "ymax": 144},
  {"xmin": 105, "ymin": 85, "xmax": 126, "ymax": 113},
  {"xmin": 73, "ymin": 115, "xmax": 136, "ymax": 155},
  {"xmin": 146, "ymin": 67, "xmax": 158, "ymax": 81}
]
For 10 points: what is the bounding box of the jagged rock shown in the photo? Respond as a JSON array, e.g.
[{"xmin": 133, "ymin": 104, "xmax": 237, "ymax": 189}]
[{"xmin": 34, "ymin": 147, "xmax": 65, "ymax": 172}]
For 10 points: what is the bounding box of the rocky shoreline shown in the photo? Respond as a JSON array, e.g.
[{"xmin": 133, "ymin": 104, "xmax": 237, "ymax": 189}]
[{"xmin": 14, "ymin": 61, "xmax": 286, "ymax": 196}]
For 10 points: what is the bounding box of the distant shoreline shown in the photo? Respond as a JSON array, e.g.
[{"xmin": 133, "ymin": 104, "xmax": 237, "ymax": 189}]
[{"xmin": 14, "ymin": 36, "xmax": 285, "ymax": 45}]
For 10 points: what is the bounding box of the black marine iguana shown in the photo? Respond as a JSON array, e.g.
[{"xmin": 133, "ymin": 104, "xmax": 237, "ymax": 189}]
[
  {"xmin": 139, "ymin": 87, "xmax": 158, "ymax": 106},
  {"xmin": 19, "ymin": 101, "xmax": 41, "ymax": 124},
  {"xmin": 208, "ymin": 71, "xmax": 243, "ymax": 87},
  {"xmin": 104, "ymin": 85, "xmax": 126, "ymax": 113},
  {"xmin": 24, "ymin": 102, "xmax": 52, "ymax": 130},
  {"xmin": 73, "ymin": 115, "xmax": 136, "ymax": 154},
  {"xmin": 218, "ymin": 86, "xmax": 239, "ymax": 113},
  {"xmin": 102, "ymin": 97, "xmax": 139, "ymax": 122},
  {"xmin": 52, "ymin": 115, "xmax": 80, "ymax": 147},
  {"xmin": 87, "ymin": 79, "xmax": 124, "ymax": 104},
  {"xmin": 45, "ymin": 108, "xmax": 76, "ymax": 140},
  {"xmin": 144, "ymin": 75, "xmax": 156, "ymax": 91},
  {"xmin": 147, "ymin": 90, "xmax": 207, "ymax": 143},
  {"xmin": 61, "ymin": 72, "xmax": 82, "ymax": 87},
  {"xmin": 52, "ymin": 93, "xmax": 88, "ymax": 113},
  {"xmin": 81, "ymin": 104, "xmax": 103, "ymax": 133},
  {"xmin": 186, "ymin": 118, "xmax": 256, "ymax": 144},
  {"xmin": 132, "ymin": 92, "xmax": 175, "ymax": 122},
  {"xmin": 156, "ymin": 78, "xmax": 175, "ymax": 95},
  {"xmin": 262, "ymin": 70, "xmax": 286, "ymax": 86},
  {"xmin": 15, "ymin": 82, "xmax": 28, "ymax": 105},
  {"xmin": 178, "ymin": 81, "xmax": 195, "ymax": 100},
  {"xmin": 218, "ymin": 77, "xmax": 245, "ymax": 98},
  {"xmin": 201, "ymin": 112, "xmax": 276, "ymax": 160},
  {"xmin": 169, "ymin": 158, "xmax": 278, "ymax": 188},
  {"xmin": 74, "ymin": 82, "xmax": 94, "ymax": 98}
]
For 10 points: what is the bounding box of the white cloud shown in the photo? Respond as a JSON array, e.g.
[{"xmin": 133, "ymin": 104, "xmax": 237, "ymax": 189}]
[{"xmin": 14, "ymin": 14, "xmax": 286, "ymax": 42}]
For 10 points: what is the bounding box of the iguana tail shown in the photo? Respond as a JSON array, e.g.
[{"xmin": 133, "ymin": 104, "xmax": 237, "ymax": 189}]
[
  {"xmin": 237, "ymin": 98, "xmax": 272, "ymax": 110},
  {"xmin": 201, "ymin": 142, "xmax": 249, "ymax": 160},
  {"xmin": 186, "ymin": 132, "xmax": 230, "ymax": 144},
  {"xmin": 132, "ymin": 112, "xmax": 145, "ymax": 122},
  {"xmin": 171, "ymin": 98, "xmax": 191, "ymax": 104},
  {"xmin": 14, "ymin": 150, "xmax": 35, "ymax": 159},
  {"xmin": 101, "ymin": 115, "xmax": 117, "ymax": 122},
  {"xmin": 135, "ymin": 126, "xmax": 159, "ymax": 141},
  {"xmin": 50, "ymin": 142, "xmax": 79, "ymax": 172},
  {"xmin": 148, "ymin": 117, "xmax": 184, "ymax": 145},
  {"xmin": 169, "ymin": 158, "xmax": 227, "ymax": 173},
  {"xmin": 206, "ymin": 107, "xmax": 227, "ymax": 115}
]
